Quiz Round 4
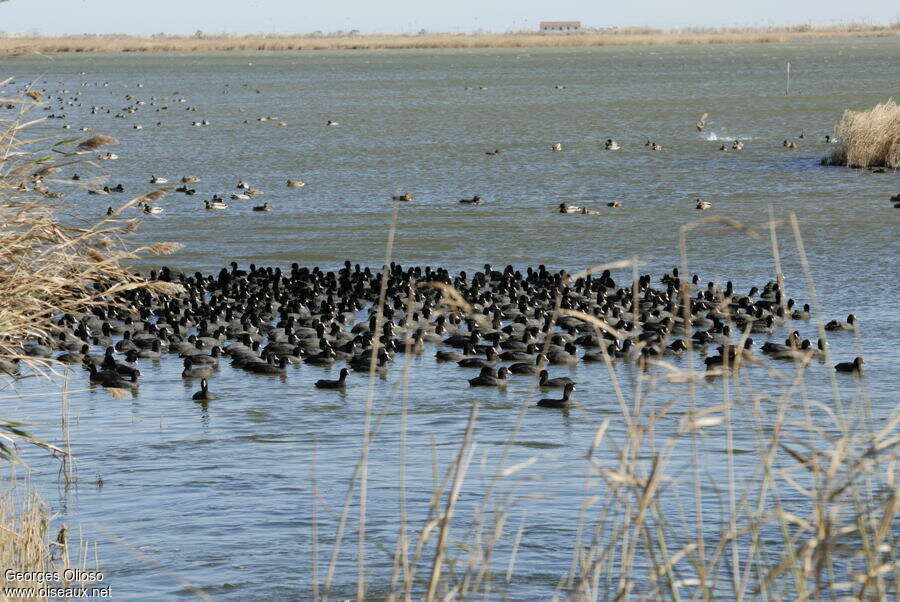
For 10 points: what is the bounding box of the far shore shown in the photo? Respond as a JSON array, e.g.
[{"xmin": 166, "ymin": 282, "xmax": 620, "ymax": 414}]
[{"xmin": 2, "ymin": 24, "xmax": 899, "ymax": 53}]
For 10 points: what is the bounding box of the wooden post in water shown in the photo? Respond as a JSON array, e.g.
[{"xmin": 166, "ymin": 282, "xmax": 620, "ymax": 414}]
[{"xmin": 786, "ymin": 61, "xmax": 791, "ymax": 95}]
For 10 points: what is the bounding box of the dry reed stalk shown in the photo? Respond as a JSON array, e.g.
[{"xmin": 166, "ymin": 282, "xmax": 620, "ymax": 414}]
[
  {"xmin": 386, "ymin": 280, "xmax": 418, "ymax": 601},
  {"xmin": 0, "ymin": 472, "xmax": 91, "ymax": 602},
  {"xmin": 825, "ymin": 98, "xmax": 900, "ymax": 168},
  {"xmin": 0, "ymin": 94, "xmax": 182, "ymax": 376},
  {"xmin": 310, "ymin": 441, "xmax": 319, "ymax": 602},
  {"xmin": 358, "ymin": 202, "xmax": 399, "ymax": 600},
  {"xmin": 425, "ymin": 403, "xmax": 478, "ymax": 601},
  {"xmin": 0, "ymin": 86, "xmax": 187, "ymax": 595}
]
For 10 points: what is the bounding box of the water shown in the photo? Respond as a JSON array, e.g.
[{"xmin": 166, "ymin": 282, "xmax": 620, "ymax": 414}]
[{"xmin": 4, "ymin": 39, "xmax": 899, "ymax": 599}]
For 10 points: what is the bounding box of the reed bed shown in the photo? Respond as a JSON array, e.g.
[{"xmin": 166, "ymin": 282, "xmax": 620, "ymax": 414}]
[
  {"xmin": 0, "ymin": 90, "xmax": 182, "ymax": 372},
  {"xmin": 0, "ymin": 473, "xmax": 92, "ymax": 602},
  {"xmin": 825, "ymin": 98, "xmax": 900, "ymax": 169},
  {"xmin": 0, "ymin": 85, "xmax": 178, "ymax": 597},
  {"xmin": 1, "ymin": 23, "xmax": 898, "ymax": 53},
  {"xmin": 311, "ymin": 212, "xmax": 897, "ymax": 600}
]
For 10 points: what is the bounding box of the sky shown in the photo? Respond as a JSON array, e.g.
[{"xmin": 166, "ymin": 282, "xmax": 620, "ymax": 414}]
[{"xmin": 0, "ymin": 0, "xmax": 894, "ymax": 36}]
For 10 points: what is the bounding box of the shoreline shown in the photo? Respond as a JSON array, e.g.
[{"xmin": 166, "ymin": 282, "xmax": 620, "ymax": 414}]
[{"xmin": 2, "ymin": 26, "xmax": 899, "ymax": 53}]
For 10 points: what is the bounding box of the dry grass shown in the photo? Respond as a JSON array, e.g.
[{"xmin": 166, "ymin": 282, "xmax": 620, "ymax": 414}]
[
  {"xmin": 0, "ymin": 84, "xmax": 179, "ymax": 598},
  {"xmin": 1, "ymin": 23, "xmax": 898, "ymax": 53},
  {"xmin": 0, "ymin": 474, "xmax": 91, "ymax": 602},
  {"xmin": 312, "ymin": 212, "xmax": 898, "ymax": 600},
  {"xmin": 0, "ymin": 93, "xmax": 182, "ymax": 372},
  {"xmin": 825, "ymin": 98, "xmax": 900, "ymax": 169}
]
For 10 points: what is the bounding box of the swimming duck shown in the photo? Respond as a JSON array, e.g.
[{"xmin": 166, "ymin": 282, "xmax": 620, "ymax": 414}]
[
  {"xmin": 559, "ymin": 203, "xmax": 582, "ymax": 214},
  {"xmin": 508, "ymin": 354, "xmax": 547, "ymax": 375},
  {"xmin": 537, "ymin": 383, "xmax": 575, "ymax": 408},
  {"xmin": 604, "ymin": 139, "xmax": 620, "ymax": 150},
  {"xmin": 551, "ymin": 143, "xmax": 563, "ymax": 152},
  {"xmin": 468, "ymin": 366, "xmax": 509, "ymax": 387},
  {"xmin": 0, "ymin": 358, "xmax": 21, "ymax": 376},
  {"xmin": 182, "ymin": 357, "xmax": 215, "ymax": 379},
  {"xmin": 580, "ymin": 207, "xmax": 600, "ymax": 214},
  {"xmin": 23, "ymin": 339, "xmax": 53, "ymax": 358},
  {"xmin": 315, "ymin": 368, "xmax": 349, "ymax": 389},
  {"xmin": 57, "ymin": 344, "xmax": 90, "ymax": 364},
  {"xmin": 392, "ymin": 194, "xmax": 413, "ymax": 202},
  {"xmin": 149, "ymin": 175, "xmax": 167, "ymax": 183},
  {"xmin": 141, "ymin": 202, "xmax": 163, "ymax": 214},
  {"xmin": 188, "ymin": 346, "xmax": 222, "ymax": 367},
  {"xmin": 192, "ymin": 379, "xmax": 217, "ymax": 401},
  {"xmin": 606, "ymin": 202, "xmax": 622, "ymax": 207},
  {"xmin": 548, "ymin": 343, "xmax": 578, "ymax": 365},
  {"xmin": 696, "ymin": 200, "xmax": 712, "ymax": 210},
  {"xmin": 286, "ymin": 179, "xmax": 306, "ymax": 188},
  {"xmin": 205, "ymin": 200, "xmax": 228, "ymax": 210},
  {"xmin": 790, "ymin": 303, "xmax": 811, "ymax": 320},
  {"xmin": 231, "ymin": 193, "xmax": 251, "ymax": 200},
  {"xmin": 834, "ymin": 357, "xmax": 864, "ymax": 373},
  {"xmin": 459, "ymin": 195, "xmax": 482, "ymax": 205},
  {"xmin": 782, "ymin": 140, "xmax": 797, "ymax": 149},
  {"xmin": 137, "ymin": 340, "xmax": 162, "ymax": 360},
  {"xmin": 771, "ymin": 339, "xmax": 814, "ymax": 361},
  {"xmin": 181, "ymin": 176, "xmax": 200, "ymax": 183},
  {"xmin": 435, "ymin": 343, "xmax": 474, "ymax": 362},
  {"xmin": 86, "ymin": 362, "xmax": 136, "ymax": 389},
  {"xmin": 327, "ymin": 120, "xmax": 339, "ymax": 126},
  {"xmin": 457, "ymin": 347, "xmax": 497, "ymax": 368},
  {"xmin": 824, "ymin": 314, "xmax": 856, "ymax": 331},
  {"xmin": 538, "ymin": 369, "xmax": 574, "ymax": 388},
  {"xmin": 252, "ymin": 202, "xmax": 272, "ymax": 212},
  {"xmin": 247, "ymin": 355, "xmax": 287, "ymax": 375},
  {"xmin": 498, "ymin": 344, "xmax": 536, "ymax": 362}
]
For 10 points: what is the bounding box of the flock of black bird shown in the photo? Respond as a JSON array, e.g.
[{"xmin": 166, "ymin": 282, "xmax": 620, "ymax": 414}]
[{"xmin": 5, "ymin": 262, "xmax": 865, "ymax": 407}]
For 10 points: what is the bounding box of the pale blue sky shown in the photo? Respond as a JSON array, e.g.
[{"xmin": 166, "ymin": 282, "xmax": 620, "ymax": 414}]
[{"xmin": 0, "ymin": 0, "xmax": 894, "ymax": 36}]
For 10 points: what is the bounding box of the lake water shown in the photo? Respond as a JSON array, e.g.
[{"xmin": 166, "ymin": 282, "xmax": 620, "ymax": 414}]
[{"xmin": 3, "ymin": 39, "xmax": 899, "ymax": 599}]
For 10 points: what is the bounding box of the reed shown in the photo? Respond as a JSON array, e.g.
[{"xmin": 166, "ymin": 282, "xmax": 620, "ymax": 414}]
[
  {"xmin": 0, "ymin": 87, "xmax": 182, "ymax": 373},
  {"xmin": 825, "ymin": 98, "xmax": 900, "ymax": 169},
  {"xmin": 0, "ymin": 473, "xmax": 91, "ymax": 602},
  {"xmin": 0, "ymin": 84, "xmax": 180, "ymax": 597},
  {"xmin": 311, "ymin": 210, "xmax": 897, "ymax": 600},
  {"xmin": 1, "ymin": 23, "xmax": 898, "ymax": 53}
]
